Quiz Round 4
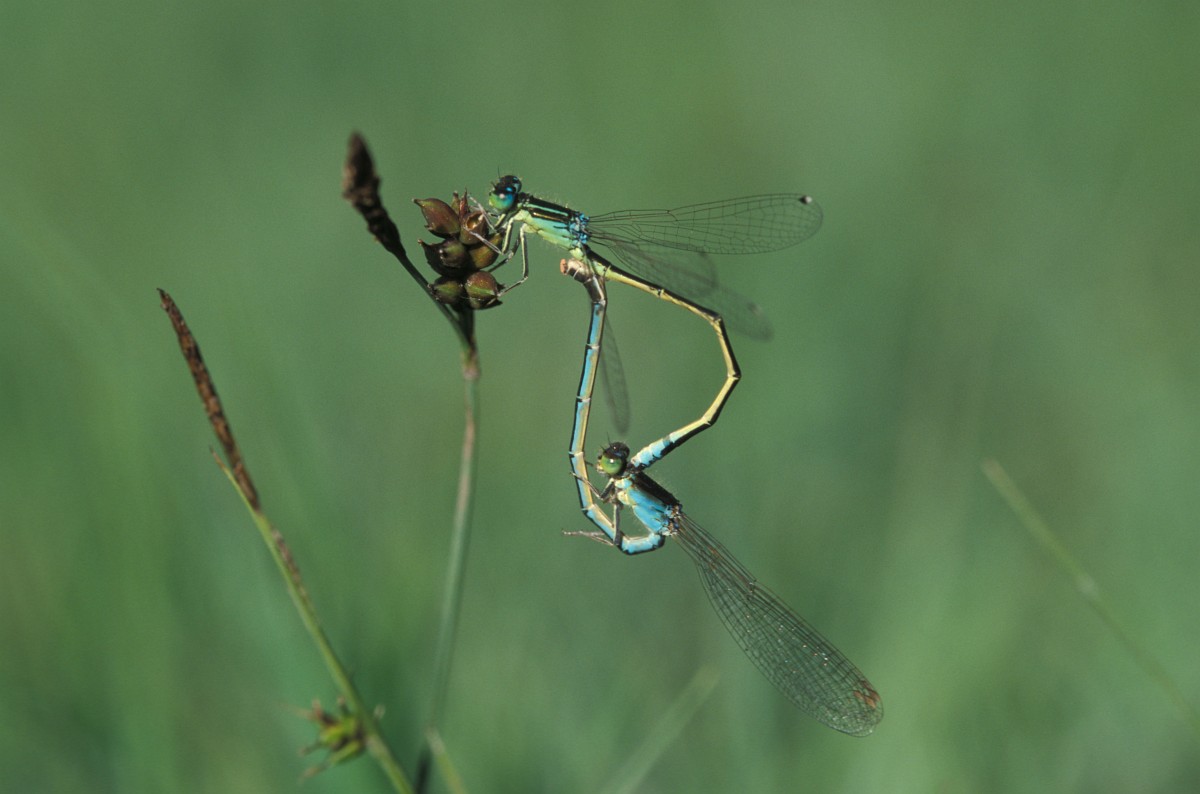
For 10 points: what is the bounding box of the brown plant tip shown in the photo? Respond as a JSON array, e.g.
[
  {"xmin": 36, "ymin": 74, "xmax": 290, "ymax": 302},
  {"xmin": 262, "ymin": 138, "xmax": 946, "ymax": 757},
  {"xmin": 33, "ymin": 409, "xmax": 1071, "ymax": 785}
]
[
  {"xmin": 341, "ymin": 133, "xmax": 406, "ymax": 262},
  {"xmin": 341, "ymin": 134, "xmax": 479, "ymax": 355},
  {"xmin": 340, "ymin": 132, "xmax": 376, "ymax": 201},
  {"xmin": 159, "ymin": 289, "xmax": 260, "ymax": 510}
]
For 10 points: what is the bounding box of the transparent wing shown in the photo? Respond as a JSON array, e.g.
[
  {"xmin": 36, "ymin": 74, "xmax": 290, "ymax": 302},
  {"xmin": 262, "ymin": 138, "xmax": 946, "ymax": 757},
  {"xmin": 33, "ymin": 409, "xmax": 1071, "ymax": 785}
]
[
  {"xmin": 598, "ymin": 320, "xmax": 631, "ymax": 435},
  {"xmin": 589, "ymin": 194, "xmax": 824, "ymax": 255},
  {"xmin": 603, "ymin": 244, "xmax": 774, "ymax": 341},
  {"xmin": 668, "ymin": 512, "xmax": 883, "ymax": 736},
  {"xmin": 603, "ymin": 239, "xmax": 719, "ymax": 296}
]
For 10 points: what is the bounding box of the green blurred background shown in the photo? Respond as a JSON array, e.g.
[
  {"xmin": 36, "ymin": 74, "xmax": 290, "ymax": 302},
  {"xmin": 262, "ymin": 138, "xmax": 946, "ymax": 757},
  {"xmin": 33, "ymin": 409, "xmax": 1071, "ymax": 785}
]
[{"xmin": 3, "ymin": 1, "xmax": 1198, "ymax": 791}]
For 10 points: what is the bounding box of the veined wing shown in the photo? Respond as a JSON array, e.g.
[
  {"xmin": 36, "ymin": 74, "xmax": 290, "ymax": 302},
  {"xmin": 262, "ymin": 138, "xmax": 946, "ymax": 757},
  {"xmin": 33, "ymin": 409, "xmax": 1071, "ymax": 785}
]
[
  {"xmin": 668, "ymin": 511, "xmax": 883, "ymax": 736},
  {"xmin": 602, "ymin": 244, "xmax": 773, "ymax": 340},
  {"xmin": 589, "ymin": 194, "xmax": 823, "ymax": 255},
  {"xmin": 598, "ymin": 319, "xmax": 631, "ymax": 435},
  {"xmin": 602, "ymin": 238, "xmax": 719, "ymax": 296}
]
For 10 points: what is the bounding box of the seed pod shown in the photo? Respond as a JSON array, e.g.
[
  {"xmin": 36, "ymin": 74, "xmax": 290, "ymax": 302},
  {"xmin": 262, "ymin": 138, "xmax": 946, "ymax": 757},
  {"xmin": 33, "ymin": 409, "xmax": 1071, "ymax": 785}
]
[
  {"xmin": 413, "ymin": 198, "xmax": 460, "ymax": 238},
  {"xmin": 464, "ymin": 271, "xmax": 502, "ymax": 310},
  {"xmin": 429, "ymin": 276, "xmax": 465, "ymax": 306}
]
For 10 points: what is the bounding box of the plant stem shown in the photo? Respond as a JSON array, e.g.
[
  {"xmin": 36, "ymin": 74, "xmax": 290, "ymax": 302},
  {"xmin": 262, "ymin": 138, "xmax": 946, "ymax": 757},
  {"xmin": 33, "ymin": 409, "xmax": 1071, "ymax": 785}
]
[
  {"xmin": 219, "ymin": 463, "xmax": 413, "ymax": 791},
  {"xmin": 416, "ymin": 347, "xmax": 479, "ymax": 793},
  {"xmin": 159, "ymin": 289, "xmax": 413, "ymax": 791},
  {"xmin": 341, "ymin": 134, "xmax": 482, "ymax": 789},
  {"xmin": 983, "ymin": 458, "xmax": 1200, "ymax": 739}
]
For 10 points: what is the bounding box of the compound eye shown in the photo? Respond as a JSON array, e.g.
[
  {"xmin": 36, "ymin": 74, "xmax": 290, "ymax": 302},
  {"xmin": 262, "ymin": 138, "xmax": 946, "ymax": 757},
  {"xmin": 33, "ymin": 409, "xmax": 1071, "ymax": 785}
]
[
  {"xmin": 597, "ymin": 442, "xmax": 630, "ymax": 477},
  {"xmin": 489, "ymin": 175, "xmax": 521, "ymax": 212}
]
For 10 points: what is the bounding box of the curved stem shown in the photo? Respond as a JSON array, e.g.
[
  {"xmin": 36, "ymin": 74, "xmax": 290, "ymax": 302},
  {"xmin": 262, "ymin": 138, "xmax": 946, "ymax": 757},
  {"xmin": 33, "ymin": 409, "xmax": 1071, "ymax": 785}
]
[{"xmin": 159, "ymin": 289, "xmax": 413, "ymax": 791}]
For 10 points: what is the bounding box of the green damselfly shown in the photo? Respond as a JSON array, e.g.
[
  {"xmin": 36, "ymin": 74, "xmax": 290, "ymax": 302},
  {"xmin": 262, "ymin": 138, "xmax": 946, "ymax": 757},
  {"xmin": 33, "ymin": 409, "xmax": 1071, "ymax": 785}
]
[{"xmin": 487, "ymin": 176, "xmax": 822, "ymax": 465}]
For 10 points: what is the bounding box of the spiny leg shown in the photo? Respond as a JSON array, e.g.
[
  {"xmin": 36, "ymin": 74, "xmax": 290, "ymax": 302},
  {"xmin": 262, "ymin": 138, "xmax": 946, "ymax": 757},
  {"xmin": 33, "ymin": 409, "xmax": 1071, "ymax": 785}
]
[
  {"xmin": 495, "ymin": 224, "xmax": 531, "ymax": 296},
  {"xmin": 563, "ymin": 487, "xmax": 664, "ymax": 555}
]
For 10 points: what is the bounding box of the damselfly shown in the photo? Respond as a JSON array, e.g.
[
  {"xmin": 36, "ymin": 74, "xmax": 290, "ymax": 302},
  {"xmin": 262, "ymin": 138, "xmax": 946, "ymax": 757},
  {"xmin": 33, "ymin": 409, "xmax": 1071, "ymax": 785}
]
[
  {"xmin": 558, "ymin": 250, "xmax": 881, "ymax": 735},
  {"xmin": 567, "ymin": 437, "xmax": 883, "ymax": 736},
  {"xmin": 487, "ymin": 176, "xmax": 822, "ymax": 458}
]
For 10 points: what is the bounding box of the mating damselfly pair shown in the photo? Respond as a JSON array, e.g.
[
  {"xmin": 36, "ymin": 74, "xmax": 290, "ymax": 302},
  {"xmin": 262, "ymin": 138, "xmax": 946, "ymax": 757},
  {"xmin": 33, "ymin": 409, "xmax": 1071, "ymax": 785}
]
[{"xmin": 432, "ymin": 175, "xmax": 882, "ymax": 736}]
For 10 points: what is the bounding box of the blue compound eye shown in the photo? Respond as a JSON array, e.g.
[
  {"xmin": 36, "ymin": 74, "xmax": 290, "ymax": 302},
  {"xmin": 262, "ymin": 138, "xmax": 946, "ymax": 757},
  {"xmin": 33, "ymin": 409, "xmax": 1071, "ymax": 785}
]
[{"xmin": 488, "ymin": 175, "xmax": 522, "ymax": 212}]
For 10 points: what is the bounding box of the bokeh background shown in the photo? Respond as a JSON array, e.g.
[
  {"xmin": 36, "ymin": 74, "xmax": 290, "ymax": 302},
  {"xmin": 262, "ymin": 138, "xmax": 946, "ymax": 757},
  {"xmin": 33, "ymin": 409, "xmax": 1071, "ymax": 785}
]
[{"xmin": 3, "ymin": 1, "xmax": 1199, "ymax": 791}]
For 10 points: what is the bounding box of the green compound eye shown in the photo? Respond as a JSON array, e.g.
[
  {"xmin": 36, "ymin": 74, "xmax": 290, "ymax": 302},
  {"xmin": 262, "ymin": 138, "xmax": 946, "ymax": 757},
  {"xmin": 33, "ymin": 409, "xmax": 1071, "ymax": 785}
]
[{"xmin": 596, "ymin": 442, "xmax": 630, "ymax": 477}]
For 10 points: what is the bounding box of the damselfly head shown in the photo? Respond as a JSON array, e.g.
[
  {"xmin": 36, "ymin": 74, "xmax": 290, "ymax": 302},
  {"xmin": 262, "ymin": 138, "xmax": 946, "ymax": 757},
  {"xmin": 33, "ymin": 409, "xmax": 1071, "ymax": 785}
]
[
  {"xmin": 597, "ymin": 442, "xmax": 631, "ymax": 478},
  {"xmin": 488, "ymin": 175, "xmax": 522, "ymax": 213}
]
